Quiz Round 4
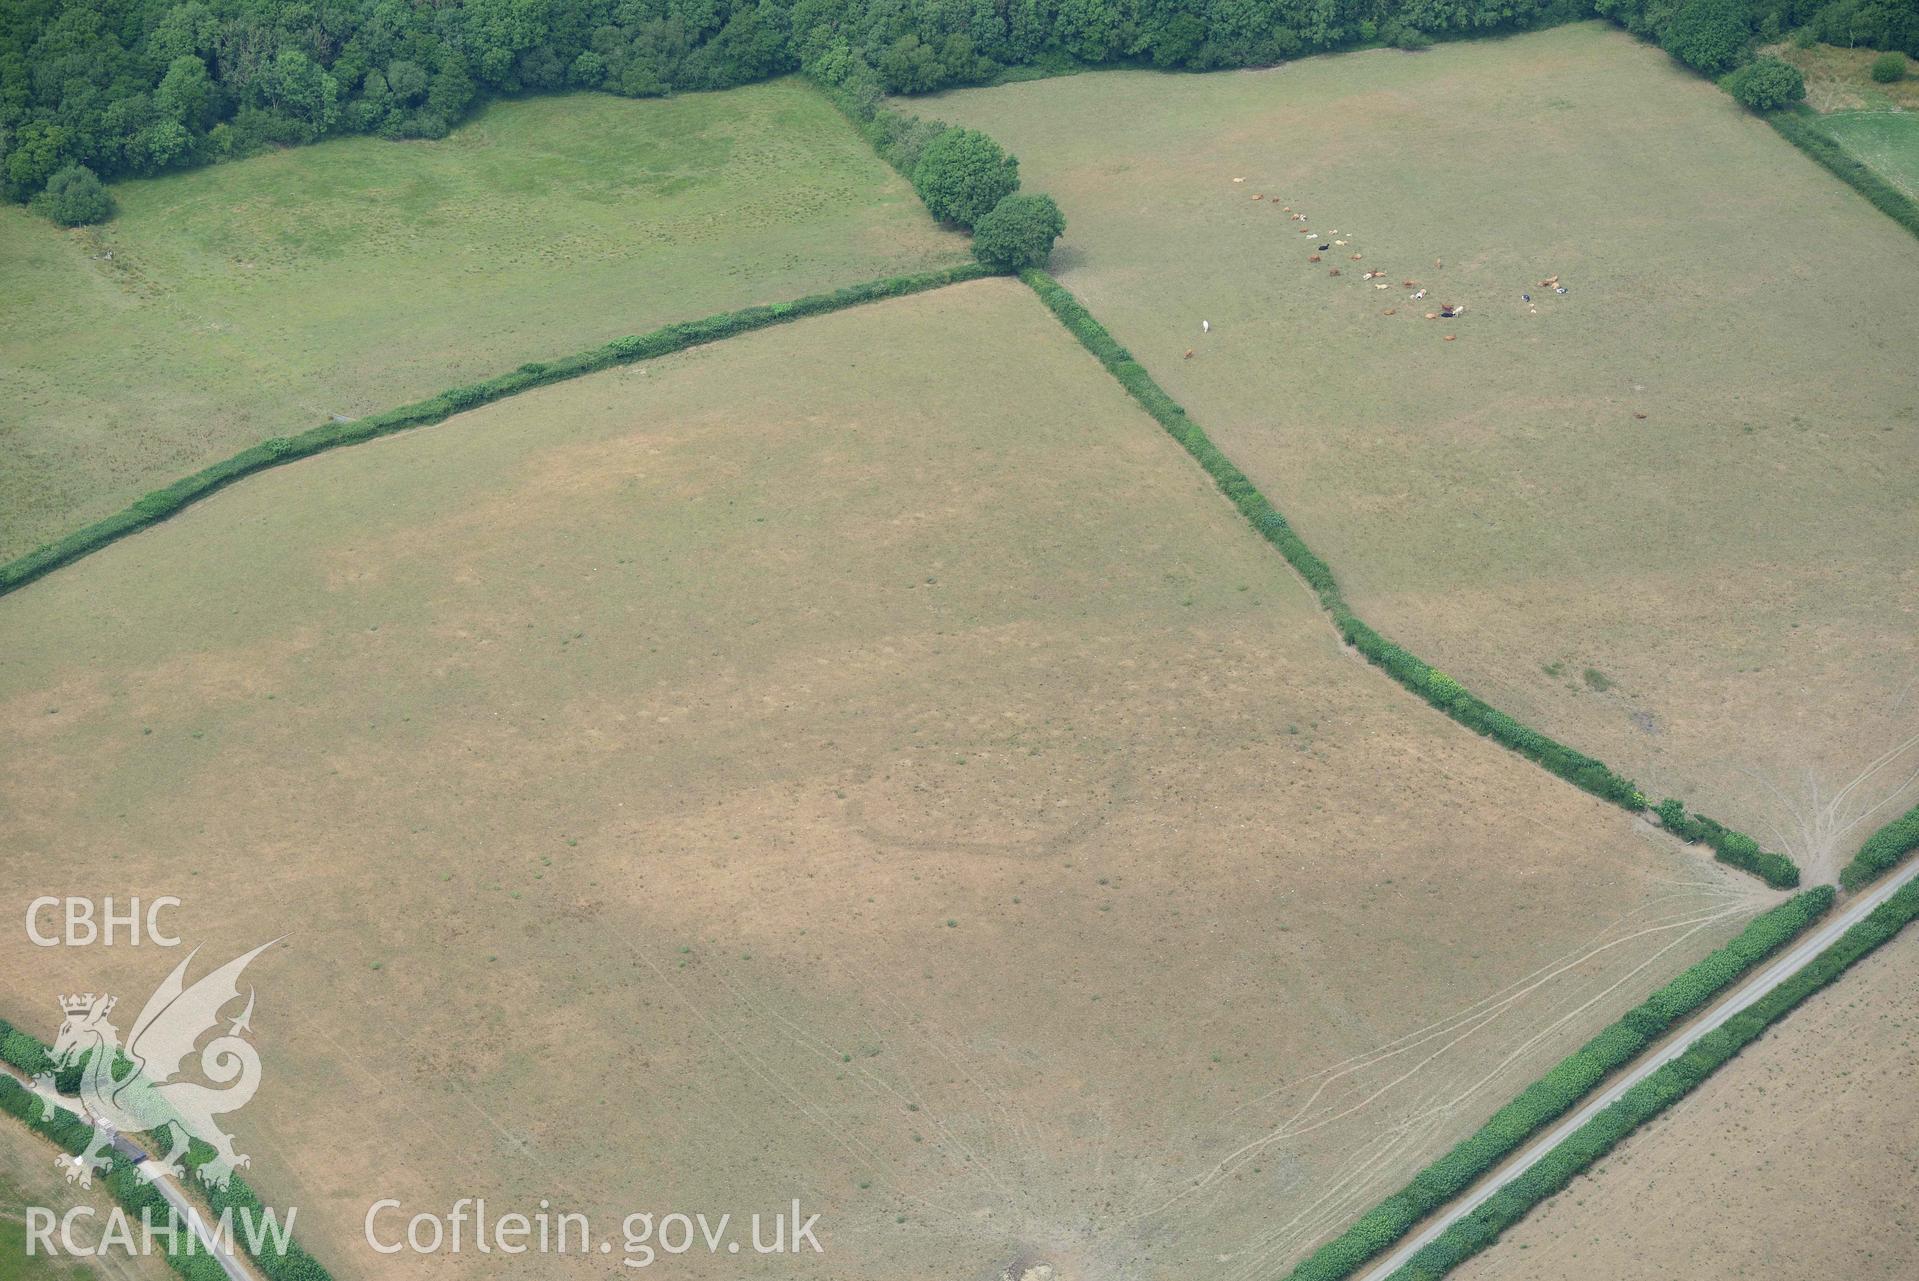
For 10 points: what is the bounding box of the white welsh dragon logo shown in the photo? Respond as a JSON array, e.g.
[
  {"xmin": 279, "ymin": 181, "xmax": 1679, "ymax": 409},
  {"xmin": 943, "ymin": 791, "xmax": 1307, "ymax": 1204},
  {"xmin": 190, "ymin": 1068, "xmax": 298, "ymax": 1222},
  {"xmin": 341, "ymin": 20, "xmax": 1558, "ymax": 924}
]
[{"xmin": 37, "ymin": 941, "xmax": 277, "ymax": 1191}]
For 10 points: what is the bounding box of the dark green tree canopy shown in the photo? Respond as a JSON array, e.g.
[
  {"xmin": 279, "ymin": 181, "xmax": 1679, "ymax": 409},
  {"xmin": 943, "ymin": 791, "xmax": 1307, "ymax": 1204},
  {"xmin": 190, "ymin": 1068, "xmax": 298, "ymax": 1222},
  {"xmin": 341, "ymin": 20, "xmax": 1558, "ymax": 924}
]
[
  {"xmin": 6, "ymin": 0, "xmax": 1911, "ymax": 212},
  {"xmin": 911, "ymin": 128, "xmax": 1020, "ymax": 229},
  {"xmin": 972, "ymin": 192, "xmax": 1067, "ymax": 271},
  {"xmin": 1722, "ymin": 56, "xmax": 1805, "ymax": 109},
  {"xmin": 30, "ymin": 164, "xmax": 112, "ymax": 226},
  {"xmin": 1661, "ymin": 0, "xmax": 1754, "ymax": 75}
]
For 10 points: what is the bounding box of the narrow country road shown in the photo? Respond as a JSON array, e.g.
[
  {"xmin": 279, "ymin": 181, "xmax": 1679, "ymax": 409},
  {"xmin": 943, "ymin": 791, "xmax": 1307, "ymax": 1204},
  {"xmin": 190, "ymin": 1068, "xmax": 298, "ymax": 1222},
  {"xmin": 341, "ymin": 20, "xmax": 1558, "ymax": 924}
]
[
  {"xmin": 1356, "ymin": 858, "xmax": 1919, "ymax": 1281},
  {"xmin": 1, "ymin": 1064, "xmax": 260, "ymax": 1281}
]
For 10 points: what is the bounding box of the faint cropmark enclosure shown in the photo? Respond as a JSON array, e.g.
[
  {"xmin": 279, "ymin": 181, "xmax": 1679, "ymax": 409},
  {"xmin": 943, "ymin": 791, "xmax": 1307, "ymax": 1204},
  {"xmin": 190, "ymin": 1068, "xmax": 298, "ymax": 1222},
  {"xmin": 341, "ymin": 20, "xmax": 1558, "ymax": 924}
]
[{"xmin": 39, "ymin": 940, "xmax": 278, "ymax": 1191}]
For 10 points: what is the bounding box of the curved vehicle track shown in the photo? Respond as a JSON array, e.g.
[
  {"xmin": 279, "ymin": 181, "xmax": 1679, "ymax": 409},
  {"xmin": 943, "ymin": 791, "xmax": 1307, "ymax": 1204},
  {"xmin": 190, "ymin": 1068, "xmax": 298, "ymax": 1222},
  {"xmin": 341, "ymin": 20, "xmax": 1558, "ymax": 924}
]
[{"xmin": 1356, "ymin": 860, "xmax": 1919, "ymax": 1281}]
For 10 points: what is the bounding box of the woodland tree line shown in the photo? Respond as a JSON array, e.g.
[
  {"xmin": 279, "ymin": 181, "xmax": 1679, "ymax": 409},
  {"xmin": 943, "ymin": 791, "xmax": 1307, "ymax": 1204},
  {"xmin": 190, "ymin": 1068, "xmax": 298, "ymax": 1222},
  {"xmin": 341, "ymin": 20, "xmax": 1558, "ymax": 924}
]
[{"xmin": 4, "ymin": 0, "xmax": 1914, "ymax": 218}]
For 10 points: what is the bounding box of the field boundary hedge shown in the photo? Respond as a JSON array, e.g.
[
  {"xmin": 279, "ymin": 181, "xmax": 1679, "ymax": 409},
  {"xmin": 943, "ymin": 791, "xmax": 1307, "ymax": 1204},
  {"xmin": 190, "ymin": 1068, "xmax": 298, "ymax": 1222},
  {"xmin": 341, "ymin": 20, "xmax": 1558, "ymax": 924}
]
[
  {"xmin": 1765, "ymin": 108, "xmax": 1919, "ymax": 244},
  {"xmin": 0, "ymin": 1020, "xmax": 332, "ymax": 1281},
  {"xmin": 1840, "ymin": 801, "xmax": 1919, "ymax": 891},
  {"xmin": 0, "ymin": 262, "xmax": 992, "ymax": 601},
  {"xmin": 1278, "ymin": 887, "xmax": 1831, "ymax": 1281},
  {"xmin": 1017, "ymin": 267, "xmax": 1801, "ymax": 887},
  {"xmin": 1383, "ymin": 875, "xmax": 1919, "ymax": 1280}
]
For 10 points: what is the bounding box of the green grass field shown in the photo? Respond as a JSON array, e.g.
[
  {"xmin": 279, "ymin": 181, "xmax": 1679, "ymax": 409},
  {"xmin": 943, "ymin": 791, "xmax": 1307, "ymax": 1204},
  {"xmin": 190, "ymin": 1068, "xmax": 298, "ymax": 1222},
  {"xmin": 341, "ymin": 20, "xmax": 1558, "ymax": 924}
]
[
  {"xmin": 925, "ymin": 23, "xmax": 1919, "ymax": 875},
  {"xmin": 1815, "ymin": 110, "xmax": 1919, "ymax": 200},
  {"xmin": 0, "ymin": 279, "xmax": 1755, "ymax": 1281},
  {"xmin": 0, "ymin": 78, "xmax": 967, "ymax": 562}
]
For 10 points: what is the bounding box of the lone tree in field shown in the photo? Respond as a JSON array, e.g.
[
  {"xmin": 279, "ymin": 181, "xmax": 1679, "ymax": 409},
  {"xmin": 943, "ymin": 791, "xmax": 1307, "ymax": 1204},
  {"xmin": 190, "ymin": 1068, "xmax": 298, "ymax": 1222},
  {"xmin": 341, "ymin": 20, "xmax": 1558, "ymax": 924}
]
[
  {"xmin": 972, "ymin": 193, "xmax": 1067, "ymax": 271},
  {"xmin": 912, "ymin": 128, "xmax": 1019, "ymax": 230},
  {"xmin": 1662, "ymin": 0, "xmax": 1752, "ymax": 76},
  {"xmin": 1870, "ymin": 52, "xmax": 1907, "ymax": 83},
  {"xmin": 1723, "ymin": 57, "xmax": 1806, "ymax": 110},
  {"xmin": 31, "ymin": 165, "xmax": 112, "ymax": 226}
]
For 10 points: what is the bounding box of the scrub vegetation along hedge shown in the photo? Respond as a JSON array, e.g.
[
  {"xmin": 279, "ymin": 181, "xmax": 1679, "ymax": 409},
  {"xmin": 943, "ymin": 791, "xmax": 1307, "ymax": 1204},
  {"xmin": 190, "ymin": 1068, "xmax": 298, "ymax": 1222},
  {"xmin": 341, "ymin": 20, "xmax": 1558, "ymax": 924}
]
[
  {"xmin": 1019, "ymin": 267, "xmax": 1799, "ymax": 884},
  {"xmin": 1840, "ymin": 802, "xmax": 1919, "ymax": 892},
  {"xmin": 1282, "ymin": 887, "xmax": 1832, "ymax": 1281},
  {"xmin": 1653, "ymin": 800, "xmax": 1800, "ymax": 888},
  {"xmin": 0, "ymin": 1024, "xmax": 332, "ymax": 1281},
  {"xmin": 0, "ymin": 262, "xmax": 991, "ymax": 601},
  {"xmin": 1383, "ymin": 877, "xmax": 1919, "ymax": 1280}
]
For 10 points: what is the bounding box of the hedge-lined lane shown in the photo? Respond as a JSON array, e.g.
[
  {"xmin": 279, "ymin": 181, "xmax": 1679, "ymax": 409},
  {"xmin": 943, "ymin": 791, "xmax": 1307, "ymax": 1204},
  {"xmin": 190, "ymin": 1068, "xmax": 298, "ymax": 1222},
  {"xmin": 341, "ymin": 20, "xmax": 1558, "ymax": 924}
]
[
  {"xmin": 1348, "ymin": 790, "xmax": 1919, "ymax": 1278},
  {"xmin": 1383, "ymin": 871, "xmax": 1919, "ymax": 1279},
  {"xmin": 0, "ymin": 1048, "xmax": 331, "ymax": 1281},
  {"xmin": 1275, "ymin": 889, "xmax": 1830, "ymax": 1281},
  {"xmin": 0, "ymin": 262, "xmax": 993, "ymax": 601},
  {"xmin": 1017, "ymin": 266, "xmax": 1800, "ymax": 888}
]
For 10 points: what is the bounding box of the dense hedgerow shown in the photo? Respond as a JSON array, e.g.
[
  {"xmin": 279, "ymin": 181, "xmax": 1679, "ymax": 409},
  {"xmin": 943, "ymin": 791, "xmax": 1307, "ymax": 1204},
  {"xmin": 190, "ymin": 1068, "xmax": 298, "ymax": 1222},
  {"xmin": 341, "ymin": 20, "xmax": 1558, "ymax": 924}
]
[
  {"xmin": 1019, "ymin": 268, "xmax": 1807, "ymax": 870},
  {"xmin": 1765, "ymin": 109, "xmax": 1919, "ymax": 243},
  {"xmin": 1840, "ymin": 802, "xmax": 1919, "ymax": 891},
  {"xmin": 0, "ymin": 262, "xmax": 990, "ymax": 600},
  {"xmin": 1282, "ymin": 888, "xmax": 1830, "ymax": 1281},
  {"xmin": 1, "ymin": 1022, "xmax": 334, "ymax": 1281},
  {"xmin": 1655, "ymin": 799, "xmax": 1800, "ymax": 888},
  {"xmin": 1385, "ymin": 878, "xmax": 1919, "ymax": 1280}
]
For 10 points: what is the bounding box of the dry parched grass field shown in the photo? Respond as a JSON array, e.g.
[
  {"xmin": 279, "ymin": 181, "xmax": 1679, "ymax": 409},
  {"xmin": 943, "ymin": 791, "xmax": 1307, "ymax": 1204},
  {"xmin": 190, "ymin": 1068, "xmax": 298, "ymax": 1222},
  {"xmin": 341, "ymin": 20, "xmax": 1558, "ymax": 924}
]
[
  {"xmin": 0, "ymin": 1118, "xmax": 175, "ymax": 1281},
  {"xmin": 925, "ymin": 22, "xmax": 1919, "ymax": 880},
  {"xmin": 0, "ymin": 280, "xmax": 1762, "ymax": 1280},
  {"xmin": 0, "ymin": 78, "xmax": 967, "ymax": 563},
  {"xmin": 1459, "ymin": 925, "xmax": 1919, "ymax": 1281}
]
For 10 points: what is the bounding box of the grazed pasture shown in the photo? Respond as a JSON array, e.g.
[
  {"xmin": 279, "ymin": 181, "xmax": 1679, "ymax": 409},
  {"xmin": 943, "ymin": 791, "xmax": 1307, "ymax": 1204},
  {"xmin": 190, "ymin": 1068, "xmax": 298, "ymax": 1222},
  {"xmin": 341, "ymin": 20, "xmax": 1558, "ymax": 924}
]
[
  {"xmin": 925, "ymin": 22, "xmax": 1919, "ymax": 878},
  {"xmin": 0, "ymin": 280, "xmax": 1760, "ymax": 1280},
  {"xmin": 0, "ymin": 78, "xmax": 967, "ymax": 561},
  {"xmin": 1459, "ymin": 926, "xmax": 1919, "ymax": 1281}
]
